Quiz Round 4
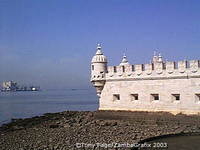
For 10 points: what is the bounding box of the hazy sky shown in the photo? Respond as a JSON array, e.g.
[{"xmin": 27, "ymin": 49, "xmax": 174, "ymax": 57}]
[{"xmin": 0, "ymin": 0, "xmax": 200, "ymax": 89}]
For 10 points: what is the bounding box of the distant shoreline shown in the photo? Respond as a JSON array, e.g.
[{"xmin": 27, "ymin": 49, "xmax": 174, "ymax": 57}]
[{"xmin": 0, "ymin": 90, "xmax": 40, "ymax": 92}]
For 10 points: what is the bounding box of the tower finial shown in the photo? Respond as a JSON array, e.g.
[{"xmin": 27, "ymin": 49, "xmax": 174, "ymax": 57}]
[
  {"xmin": 95, "ymin": 43, "xmax": 103, "ymax": 55},
  {"xmin": 154, "ymin": 51, "xmax": 156, "ymax": 56},
  {"xmin": 97, "ymin": 43, "xmax": 101, "ymax": 50},
  {"xmin": 123, "ymin": 53, "xmax": 126, "ymax": 58},
  {"xmin": 158, "ymin": 53, "xmax": 163, "ymax": 62}
]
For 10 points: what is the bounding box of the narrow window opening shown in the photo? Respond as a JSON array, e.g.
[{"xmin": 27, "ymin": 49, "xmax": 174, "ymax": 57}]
[
  {"xmin": 186, "ymin": 61, "xmax": 190, "ymax": 68},
  {"xmin": 131, "ymin": 94, "xmax": 138, "ymax": 101},
  {"xmin": 172, "ymin": 94, "xmax": 180, "ymax": 101},
  {"xmin": 122, "ymin": 66, "xmax": 125, "ymax": 72},
  {"xmin": 152, "ymin": 63, "xmax": 154, "ymax": 70},
  {"xmin": 142, "ymin": 64, "xmax": 145, "ymax": 71},
  {"xmin": 195, "ymin": 94, "xmax": 200, "ymax": 102},
  {"xmin": 163, "ymin": 63, "xmax": 166, "ymax": 70},
  {"xmin": 114, "ymin": 66, "xmax": 117, "ymax": 73},
  {"xmin": 132, "ymin": 65, "xmax": 135, "ymax": 71},
  {"xmin": 198, "ymin": 60, "xmax": 200, "ymax": 68},
  {"xmin": 174, "ymin": 62, "xmax": 178, "ymax": 69},
  {"xmin": 92, "ymin": 65, "xmax": 94, "ymax": 70},
  {"xmin": 151, "ymin": 94, "xmax": 159, "ymax": 101},
  {"xmin": 113, "ymin": 94, "xmax": 120, "ymax": 101}
]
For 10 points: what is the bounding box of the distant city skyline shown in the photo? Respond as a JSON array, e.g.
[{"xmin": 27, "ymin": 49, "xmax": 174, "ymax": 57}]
[{"xmin": 0, "ymin": 0, "xmax": 200, "ymax": 89}]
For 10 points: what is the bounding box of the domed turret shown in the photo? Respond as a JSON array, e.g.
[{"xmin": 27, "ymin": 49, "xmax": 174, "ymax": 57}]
[
  {"xmin": 152, "ymin": 51, "xmax": 158, "ymax": 63},
  {"xmin": 152, "ymin": 51, "xmax": 163, "ymax": 63},
  {"xmin": 91, "ymin": 44, "xmax": 107, "ymax": 63},
  {"xmin": 119, "ymin": 53, "xmax": 129, "ymax": 66},
  {"xmin": 91, "ymin": 44, "xmax": 108, "ymax": 97}
]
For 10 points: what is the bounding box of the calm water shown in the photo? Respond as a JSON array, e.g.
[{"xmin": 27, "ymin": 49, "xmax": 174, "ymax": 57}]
[{"xmin": 0, "ymin": 89, "xmax": 98, "ymax": 125}]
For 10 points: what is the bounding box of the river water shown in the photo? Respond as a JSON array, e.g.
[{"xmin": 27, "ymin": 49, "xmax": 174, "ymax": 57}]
[{"xmin": 0, "ymin": 89, "xmax": 98, "ymax": 125}]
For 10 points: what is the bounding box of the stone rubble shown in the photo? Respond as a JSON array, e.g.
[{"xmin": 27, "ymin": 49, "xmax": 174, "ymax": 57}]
[{"xmin": 0, "ymin": 111, "xmax": 200, "ymax": 150}]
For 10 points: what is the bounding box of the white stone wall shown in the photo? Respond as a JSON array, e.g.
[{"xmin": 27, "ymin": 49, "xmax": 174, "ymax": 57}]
[
  {"xmin": 99, "ymin": 78, "xmax": 200, "ymax": 114},
  {"xmin": 97, "ymin": 60, "xmax": 200, "ymax": 114}
]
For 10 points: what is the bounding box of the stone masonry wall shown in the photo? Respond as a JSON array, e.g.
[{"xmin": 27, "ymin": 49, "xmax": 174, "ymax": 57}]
[{"xmin": 99, "ymin": 60, "xmax": 200, "ymax": 114}]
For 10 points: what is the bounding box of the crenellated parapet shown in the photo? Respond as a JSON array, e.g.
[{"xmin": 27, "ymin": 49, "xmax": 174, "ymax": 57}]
[{"xmin": 106, "ymin": 60, "xmax": 200, "ymax": 80}]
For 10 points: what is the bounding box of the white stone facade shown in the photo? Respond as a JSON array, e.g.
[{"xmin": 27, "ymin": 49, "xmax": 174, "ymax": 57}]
[{"xmin": 91, "ymin": 44, "xmax": 200, "ymax": 115}]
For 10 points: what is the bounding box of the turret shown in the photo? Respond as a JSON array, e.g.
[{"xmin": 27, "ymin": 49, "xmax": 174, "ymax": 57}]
[
  {"xmin": 152, "ymin": 51, "xmax": 163, "ymax": 64},
  {"xmin": 152, "ymin": 51, "xmax": 158, "ymax": 63},
  {"xmin": 119, "ymin": 53, "xmax": 129, "ymax": 66},
  {"xmin": 91, "ymin": 44, "xmax": 107, "ymax": 97}
]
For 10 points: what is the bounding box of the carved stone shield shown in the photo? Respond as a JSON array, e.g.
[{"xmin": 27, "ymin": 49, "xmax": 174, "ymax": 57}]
[
  {"xmin": 155, "ymin": 63, "xmax": 163, "ymax": 74},
  {"xmin": 166, "ymin": 62, "xmax": 174, "ymax": 74},
  {"xmin": 178, "ymin": 61, "xmax": 186, "ymax": 73},
  {"xmin": 190, "ymin": 60, "xmax": 198, "ymax": 73},
  {"xmin": 145, "ymin": 64, "xmax": 152, "ymax": 75}
]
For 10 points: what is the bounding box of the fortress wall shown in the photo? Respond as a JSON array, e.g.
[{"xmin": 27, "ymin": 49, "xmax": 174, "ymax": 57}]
[
  {"xmin": 106, "ymin": 60, "xmax": 200, "ymax": 80},
  {"xmin": 99, "ymin": 77, "xmax": 200, "ymax": 114},
  {"xmin": 116, "ymin": 66, "xmax": 123, "ymax": 74},
  {"xmin": 107, "ymin": 66, "xmax": 115, "ymax": 73}
]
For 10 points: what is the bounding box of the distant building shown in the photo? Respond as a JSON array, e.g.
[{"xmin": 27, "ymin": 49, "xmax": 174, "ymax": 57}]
[
  {"xmin": 1, "ymin": 81, "xmax": 40, "ymax": 92},
  {"xmin": 2, "ymin": 81, "xmax": 18, "ymax": 91},
  {"xmin": 91, "ymin": 44, "xmax": 200, "ymax": 115}
]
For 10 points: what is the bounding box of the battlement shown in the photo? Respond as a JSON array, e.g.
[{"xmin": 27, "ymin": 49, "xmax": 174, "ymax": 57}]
[{"xmin": 106, "ymin": 60, "xmax": 200, "ymax": 80}]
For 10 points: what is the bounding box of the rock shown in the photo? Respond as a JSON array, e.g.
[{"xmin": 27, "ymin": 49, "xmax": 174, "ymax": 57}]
[
  {"xmin": 63, "ymin": 123, "xmax": 70, "ymax": 128},
  {"xmin": 12, "ymin": 126, "xmax": 24, "ymax": 130},
  {"xmin": 49, "ymin": 124, "xmax": 59, "ymax": 128},
  {"xmin": 49, "ymin": 138, "xmax": 53, "ymax": 142}
]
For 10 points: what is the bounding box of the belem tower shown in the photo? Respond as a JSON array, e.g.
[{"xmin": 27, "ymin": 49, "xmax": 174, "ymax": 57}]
[{"xmin": 91, "ymin": 44, "xmax": 200, "ymax": 115}]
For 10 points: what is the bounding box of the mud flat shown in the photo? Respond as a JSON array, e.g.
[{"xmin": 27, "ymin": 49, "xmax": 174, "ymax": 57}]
[{"xmin": 1, "ymin": 111, "xmax": 200, "ymax": 150}]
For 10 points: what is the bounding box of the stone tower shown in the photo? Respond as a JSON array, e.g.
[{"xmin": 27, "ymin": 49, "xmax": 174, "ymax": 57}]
[{"xmin": 91, "ymin": 44, "xmax": 107, "ymax": 97}]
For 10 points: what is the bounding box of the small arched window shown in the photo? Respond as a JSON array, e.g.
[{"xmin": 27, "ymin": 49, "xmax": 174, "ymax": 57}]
[{"xmin": 92, "ymin": 65, "xmax": 94, "ymax": 70}]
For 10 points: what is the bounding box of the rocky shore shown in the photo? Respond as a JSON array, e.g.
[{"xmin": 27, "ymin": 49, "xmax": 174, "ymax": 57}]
[{"xmin": 1, "ymin": 111, "xmax": 200, "ymax": 150}]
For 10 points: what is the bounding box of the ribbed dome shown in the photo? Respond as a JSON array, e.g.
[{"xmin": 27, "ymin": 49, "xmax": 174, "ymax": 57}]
[
  {"xmin": 92, "ymin": 55, "xmax": 107, "ymax": 63},
  {"xmin": 91, "ymin": 44, "xmax": 107, "ymax": 63}
]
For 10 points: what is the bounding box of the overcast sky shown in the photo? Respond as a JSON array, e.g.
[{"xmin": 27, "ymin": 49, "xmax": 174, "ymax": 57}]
[{"xmin": 0, "ymin": 0, "xmax": 200, "ymax": 89}]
